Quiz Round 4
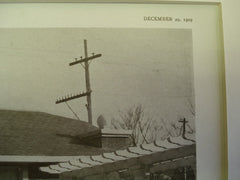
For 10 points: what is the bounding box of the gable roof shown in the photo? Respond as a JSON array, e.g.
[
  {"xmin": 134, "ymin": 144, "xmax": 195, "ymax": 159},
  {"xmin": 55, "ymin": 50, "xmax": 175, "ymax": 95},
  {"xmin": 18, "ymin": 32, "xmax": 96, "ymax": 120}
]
[{"xmin": 0, "ymin": 110, "xmax": 106, "ymax": 156}]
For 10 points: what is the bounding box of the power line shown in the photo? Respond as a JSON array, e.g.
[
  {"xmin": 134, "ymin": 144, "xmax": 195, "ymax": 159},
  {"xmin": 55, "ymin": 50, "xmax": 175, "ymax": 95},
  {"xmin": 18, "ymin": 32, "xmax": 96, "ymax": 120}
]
[
  {"xmin": 55, "ymin": 40, "xmax": 102, "ymax": 124},
  {"xmin": 65, "ymin": 102, "xmax": 81, "ymax": 121}
]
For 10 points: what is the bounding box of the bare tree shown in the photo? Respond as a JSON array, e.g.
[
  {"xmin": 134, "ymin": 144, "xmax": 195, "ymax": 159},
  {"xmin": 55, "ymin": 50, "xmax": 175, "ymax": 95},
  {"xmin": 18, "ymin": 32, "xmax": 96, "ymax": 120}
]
[
  {"xmin": 165, "ymin": 98, "xmax": 196, "ymax": 138},
  {"xmin": 187, "ymin": 97, "xmax": 195, "ymax": 117},
  {"xmin": 111, "ymin": 104, "xmax": 161, "ymax": 145},
  {"xmin": 111, "ymin": 102, "xmax": 195, "ymax": 145},
  {"xmin": 186, "ymin": 97, "xmax": 196, "ymax": 134},
  {"xmin": 159, "ymin": 116, "xmax": 195, "ymax": 140}
]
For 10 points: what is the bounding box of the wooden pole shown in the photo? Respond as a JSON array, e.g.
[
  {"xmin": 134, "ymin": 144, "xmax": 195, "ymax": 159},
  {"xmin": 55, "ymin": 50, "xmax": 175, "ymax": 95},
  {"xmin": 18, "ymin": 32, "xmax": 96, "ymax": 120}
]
[
  {"xmin": 84, "ymin": 39, "xmax": 92, "ymax": 124},
  {"xmin": 56, "ymin": 40, "xmax": 102, "ymax": 123},
  {"xmin": 179, "ymin": 118, "xmax": 188, "ymax": 139}
]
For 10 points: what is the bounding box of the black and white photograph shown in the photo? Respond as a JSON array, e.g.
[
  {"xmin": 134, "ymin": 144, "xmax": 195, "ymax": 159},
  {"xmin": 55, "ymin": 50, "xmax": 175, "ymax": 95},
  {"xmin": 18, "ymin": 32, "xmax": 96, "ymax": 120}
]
[{"xmin": 0, "ymin": 28, "xmax": 196, "ymax": 180}]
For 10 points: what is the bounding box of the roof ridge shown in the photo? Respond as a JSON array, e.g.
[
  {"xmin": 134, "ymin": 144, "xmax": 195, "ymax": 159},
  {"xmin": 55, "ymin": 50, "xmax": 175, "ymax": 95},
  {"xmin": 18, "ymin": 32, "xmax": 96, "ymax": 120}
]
[{"xmin": 0, "ymin": 109, "xmax": 85, "ymax": 122}]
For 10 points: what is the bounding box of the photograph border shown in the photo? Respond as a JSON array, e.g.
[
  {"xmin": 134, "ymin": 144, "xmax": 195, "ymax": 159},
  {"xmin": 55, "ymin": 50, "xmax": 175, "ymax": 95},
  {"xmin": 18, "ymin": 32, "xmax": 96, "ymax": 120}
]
[{"xmin": 0, "ymin": 1, "xmax": 228, "ymax": 180}]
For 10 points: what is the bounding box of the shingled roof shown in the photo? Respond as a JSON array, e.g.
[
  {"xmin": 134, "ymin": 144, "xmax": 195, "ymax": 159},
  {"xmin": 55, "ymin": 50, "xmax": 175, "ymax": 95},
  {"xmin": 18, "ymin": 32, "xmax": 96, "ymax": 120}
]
[{"xmin": 0, "ymin": 110, "xmax": 106, "ymax": 156}]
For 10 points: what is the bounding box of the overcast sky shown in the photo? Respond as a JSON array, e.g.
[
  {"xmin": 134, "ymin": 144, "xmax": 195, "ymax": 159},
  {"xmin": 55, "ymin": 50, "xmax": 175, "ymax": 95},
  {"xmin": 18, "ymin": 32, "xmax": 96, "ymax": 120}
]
[{"xmin": 0, "ymin": 28, "xmax": 194, "ymax": 129}]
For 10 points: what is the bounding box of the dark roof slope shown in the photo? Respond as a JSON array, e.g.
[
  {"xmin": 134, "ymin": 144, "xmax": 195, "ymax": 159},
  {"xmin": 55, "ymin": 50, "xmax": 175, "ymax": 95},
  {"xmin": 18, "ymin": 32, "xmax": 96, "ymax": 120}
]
[{"xmin": 0, "ymin": 110, "xmax": 104, "ymax": 156}]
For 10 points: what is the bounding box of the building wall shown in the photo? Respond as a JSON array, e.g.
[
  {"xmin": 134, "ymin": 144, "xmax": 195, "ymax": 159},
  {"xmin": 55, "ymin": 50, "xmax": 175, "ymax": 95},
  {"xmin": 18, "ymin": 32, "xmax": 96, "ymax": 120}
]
[
  {"xmin": 102, "ymin": 137, "xmax": 133, "ymax": 150},
  {"xmin": 0, "ymin": 166, "xmax": 21, "ymax": 180}
]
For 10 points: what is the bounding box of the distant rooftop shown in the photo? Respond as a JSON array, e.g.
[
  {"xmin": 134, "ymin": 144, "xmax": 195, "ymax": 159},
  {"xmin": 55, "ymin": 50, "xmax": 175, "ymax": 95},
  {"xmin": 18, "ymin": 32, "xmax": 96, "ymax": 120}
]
[{"xmin": 0, "ymin": 110, "xmax": 107, "ymax": 156}]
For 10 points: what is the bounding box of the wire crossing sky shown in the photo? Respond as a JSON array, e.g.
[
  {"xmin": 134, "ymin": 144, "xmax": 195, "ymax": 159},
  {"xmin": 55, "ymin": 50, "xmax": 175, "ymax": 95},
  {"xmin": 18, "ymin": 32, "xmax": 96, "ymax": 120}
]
[{"xmin": 0, "ymin": 28, "xmax": 194, "ymax": 129}]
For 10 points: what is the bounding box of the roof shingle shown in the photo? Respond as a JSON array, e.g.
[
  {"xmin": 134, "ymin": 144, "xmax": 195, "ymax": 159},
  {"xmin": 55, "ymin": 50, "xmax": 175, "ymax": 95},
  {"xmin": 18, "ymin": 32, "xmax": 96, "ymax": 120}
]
[{"xmin": 0, "ymin": 110, "xmax": 105, "ymax": 156}]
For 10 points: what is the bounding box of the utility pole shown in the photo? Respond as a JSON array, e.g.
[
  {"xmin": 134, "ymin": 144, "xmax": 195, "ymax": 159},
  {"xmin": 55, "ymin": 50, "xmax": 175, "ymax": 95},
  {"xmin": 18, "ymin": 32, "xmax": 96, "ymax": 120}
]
[
  {"xmin": 84, "ymin": 40, "xmax": 92, "ymax": 124},
  {"xmin": 56, "ymin": 39, "xmax": 102, "ymax": 124},
  {"xmin": 179, "ymin": 118, "xmax": 188, "ymax": 139}
]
